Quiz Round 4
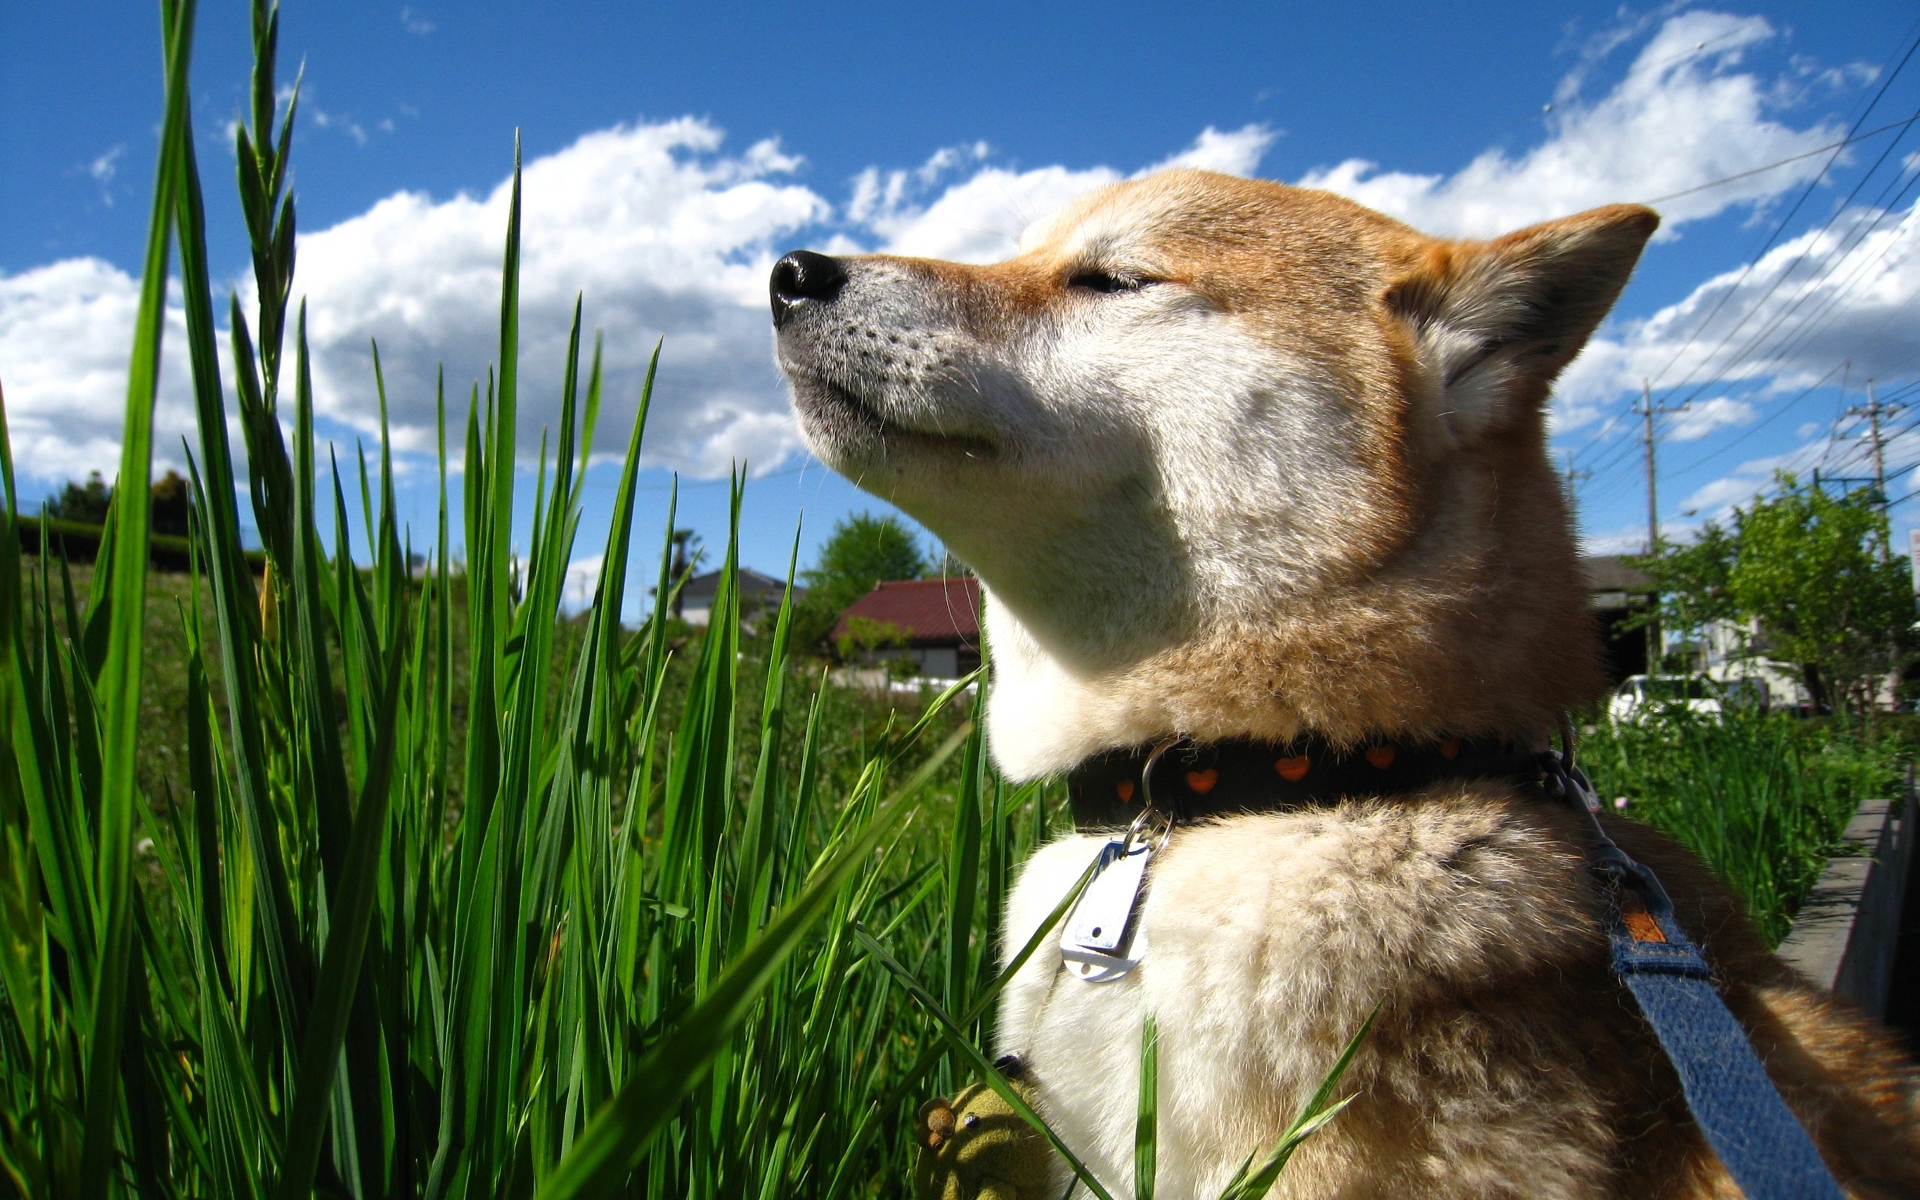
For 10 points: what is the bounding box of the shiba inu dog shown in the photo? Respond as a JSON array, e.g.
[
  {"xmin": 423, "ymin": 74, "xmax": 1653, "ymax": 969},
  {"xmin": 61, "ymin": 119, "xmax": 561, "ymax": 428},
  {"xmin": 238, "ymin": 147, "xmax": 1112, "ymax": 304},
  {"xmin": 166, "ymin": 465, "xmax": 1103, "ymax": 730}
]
[{"xmin": 771, "ymin": 170, "xmax": 1920, "ymax": 1198}]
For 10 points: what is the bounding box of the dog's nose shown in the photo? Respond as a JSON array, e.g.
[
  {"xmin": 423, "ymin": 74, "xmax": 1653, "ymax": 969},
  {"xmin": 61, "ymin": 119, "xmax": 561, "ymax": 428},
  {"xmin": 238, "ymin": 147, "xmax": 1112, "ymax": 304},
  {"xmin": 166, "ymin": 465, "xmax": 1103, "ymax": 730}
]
[{"xmin": 770, "ymin": 250, "xmax": 847, "ymax": 327}]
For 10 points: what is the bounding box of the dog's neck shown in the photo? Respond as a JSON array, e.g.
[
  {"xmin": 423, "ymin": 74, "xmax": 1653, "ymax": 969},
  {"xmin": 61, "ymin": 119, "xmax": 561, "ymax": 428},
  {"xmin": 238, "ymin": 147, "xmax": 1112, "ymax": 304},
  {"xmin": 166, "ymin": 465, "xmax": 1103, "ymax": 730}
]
[{"xmin": 978, "ymin": 436, "xmax": 1603, "ymax": 782}]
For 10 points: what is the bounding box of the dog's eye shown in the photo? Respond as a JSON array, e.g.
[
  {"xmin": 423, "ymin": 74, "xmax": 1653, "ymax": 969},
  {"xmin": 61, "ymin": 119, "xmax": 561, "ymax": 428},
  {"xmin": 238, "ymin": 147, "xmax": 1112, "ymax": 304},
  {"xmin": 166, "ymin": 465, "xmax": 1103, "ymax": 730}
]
[{"xmin": 1067, "ymin": 269, "xmax": 1144, "ymax": 294}]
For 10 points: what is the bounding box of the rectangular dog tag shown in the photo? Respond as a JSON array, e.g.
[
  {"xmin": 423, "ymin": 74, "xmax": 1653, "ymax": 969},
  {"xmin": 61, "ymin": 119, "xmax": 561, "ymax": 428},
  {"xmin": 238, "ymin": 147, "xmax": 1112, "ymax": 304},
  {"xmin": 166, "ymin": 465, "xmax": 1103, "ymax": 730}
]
[{"xmin": 1061, "ymin": 839, "xmax": 1152, "ymax": 956}]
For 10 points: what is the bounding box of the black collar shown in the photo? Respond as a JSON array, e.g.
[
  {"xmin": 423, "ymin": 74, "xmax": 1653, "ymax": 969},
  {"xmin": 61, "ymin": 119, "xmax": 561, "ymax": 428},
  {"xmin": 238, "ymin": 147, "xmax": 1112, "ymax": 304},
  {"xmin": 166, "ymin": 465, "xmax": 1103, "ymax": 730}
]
[{"xmin": 1067, "ymin": 734, "xmax": 1546, "ymax": 829}]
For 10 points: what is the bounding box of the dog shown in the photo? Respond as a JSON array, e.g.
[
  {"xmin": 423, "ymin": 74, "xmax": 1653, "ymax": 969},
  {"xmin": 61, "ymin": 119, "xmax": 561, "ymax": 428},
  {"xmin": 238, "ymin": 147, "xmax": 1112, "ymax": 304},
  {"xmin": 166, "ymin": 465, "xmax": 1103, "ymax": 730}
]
[{"xmin": 771, "ymin": 169, "xmax": 1920, "ymax": 1198}]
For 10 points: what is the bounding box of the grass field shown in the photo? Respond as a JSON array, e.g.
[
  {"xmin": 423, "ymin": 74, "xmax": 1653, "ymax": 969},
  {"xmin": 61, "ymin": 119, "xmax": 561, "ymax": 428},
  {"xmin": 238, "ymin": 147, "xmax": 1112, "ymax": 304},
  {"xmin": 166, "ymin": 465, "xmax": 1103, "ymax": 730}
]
[{"xmin": 0, "ymin": 3, "xmax": 1907, "ymax": 1197}]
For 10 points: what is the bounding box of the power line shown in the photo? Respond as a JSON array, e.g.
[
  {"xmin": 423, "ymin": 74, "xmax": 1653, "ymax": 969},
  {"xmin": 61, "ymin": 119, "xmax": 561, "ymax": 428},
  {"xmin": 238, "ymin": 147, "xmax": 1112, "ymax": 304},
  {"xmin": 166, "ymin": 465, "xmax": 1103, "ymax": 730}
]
[
  {"xmin": 1573, "ymin": 137, "xmax": 1920, "ymax": 507},
  {"xmin": 1566, "ymin": 75, "xmax": 1920, "ymax": 500},
  {"xmin": 1641, "ymin": 28, "xmax": 1920, "ymax": 396},
  {"xmin": 1660, "ymin": 106, "xmax": 1920, "ymax": 406},
  {"xmin": 1665, "ymin": 361, "xmax": 1848, "ymax": 474},
  {"xmin": 1631, "ymin": 113, "xmax": 1920, "ymax": 206},
  {"xmin": 1727, "ymin": 167, "xmax": 1920, "ymax": 377},
  {"xmin": 1560, "ymin": 29, "xmax": 1920, "ymax": 525},
  {"xmin": 1676, "ymin": 148, "xmax": 1920, "ymax": 402}
]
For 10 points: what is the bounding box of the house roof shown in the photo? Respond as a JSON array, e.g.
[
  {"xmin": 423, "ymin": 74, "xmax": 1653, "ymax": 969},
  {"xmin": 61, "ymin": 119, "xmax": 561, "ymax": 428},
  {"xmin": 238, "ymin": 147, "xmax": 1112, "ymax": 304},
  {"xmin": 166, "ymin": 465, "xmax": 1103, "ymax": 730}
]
[
  {"xmin": 1580, "ymin": 555, "xmax": 1653, "ymax": 592},
  {"xmin": 834, "ymin": 577, "xmax": 982, "ymax": 647},
  {"xmin": 677, "ymin": 567, "xmax": 800, "ymax": 606}
]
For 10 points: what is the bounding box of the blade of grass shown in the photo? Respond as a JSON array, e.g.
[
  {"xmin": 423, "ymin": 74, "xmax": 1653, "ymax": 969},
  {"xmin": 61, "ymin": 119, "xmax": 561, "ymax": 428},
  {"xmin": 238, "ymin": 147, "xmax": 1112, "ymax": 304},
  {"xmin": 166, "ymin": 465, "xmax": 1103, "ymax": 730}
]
[
  {"xmin": 1136, "ymin": 1013, "xmax": 1158, "ymax": 1200},
  {"xmin": 78, "ymin": 2, "xmax": 195, "ymax": 1193},
  {"xmin": 536, "ymin": 720, "xmax": 976, "ymax": 1200},
  {"xmin": 854, "ymin": 927, "xmax": 1118, "ymax": 1200},
  {"xmin": 1214, "ymin": 1002, "xmax": 1378, "ymax": 1200},
  {"xmin": 820, "ymin": 840, "xmax": 1102, "ymax": 1200},
  {"xmin": 271, "ymin": 612, "xmax": 411, "ymax": 1200}
]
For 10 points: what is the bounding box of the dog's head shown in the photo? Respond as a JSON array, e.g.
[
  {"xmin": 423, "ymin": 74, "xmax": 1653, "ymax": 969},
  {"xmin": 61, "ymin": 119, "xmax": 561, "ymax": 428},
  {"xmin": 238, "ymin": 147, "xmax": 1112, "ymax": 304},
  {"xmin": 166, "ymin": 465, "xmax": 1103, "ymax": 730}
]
[{"xmin": 775, "ymin": 170, "xmax": 1656, "ymax": 779}]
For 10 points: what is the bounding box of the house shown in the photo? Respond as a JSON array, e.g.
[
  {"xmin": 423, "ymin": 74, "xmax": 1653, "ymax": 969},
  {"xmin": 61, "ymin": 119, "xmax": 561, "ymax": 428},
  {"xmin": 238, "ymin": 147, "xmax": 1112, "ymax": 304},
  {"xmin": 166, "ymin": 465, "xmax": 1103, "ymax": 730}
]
[
  {"xmin": 672, "ymin": 567, "xmax": 801, "ymax": 627},
  {"xmin": 833, "ymin": 576, "xmax": 982, "ymax": 680},
  {"xmin": 1581, "ymin": 554, "xmax": 1655, "ymax": 685},
  {"xmin": 1579, "ymin": 554, "xmax": 1809, "ymax": 708}
]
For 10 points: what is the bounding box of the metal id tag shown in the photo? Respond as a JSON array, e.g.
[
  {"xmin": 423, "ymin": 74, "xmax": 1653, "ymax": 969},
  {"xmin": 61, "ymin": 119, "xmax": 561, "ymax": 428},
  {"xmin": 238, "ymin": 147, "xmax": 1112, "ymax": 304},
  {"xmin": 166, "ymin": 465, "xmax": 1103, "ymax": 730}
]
[
  {"xmin": 1060, "ymin": 838, "xmax": 1153, "ymax": 982},
  {"xmin": 1061, "ymin": 924, "xmax": 1148, "ymax": 983}
]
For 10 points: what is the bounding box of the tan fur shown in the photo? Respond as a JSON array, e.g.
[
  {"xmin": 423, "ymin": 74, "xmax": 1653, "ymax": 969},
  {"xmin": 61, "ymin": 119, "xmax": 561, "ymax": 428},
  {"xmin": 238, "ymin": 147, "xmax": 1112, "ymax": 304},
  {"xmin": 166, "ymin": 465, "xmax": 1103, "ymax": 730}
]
[{"xmin": 773, "ymin": 169, "xmax": 1920, "ymax": 1197}]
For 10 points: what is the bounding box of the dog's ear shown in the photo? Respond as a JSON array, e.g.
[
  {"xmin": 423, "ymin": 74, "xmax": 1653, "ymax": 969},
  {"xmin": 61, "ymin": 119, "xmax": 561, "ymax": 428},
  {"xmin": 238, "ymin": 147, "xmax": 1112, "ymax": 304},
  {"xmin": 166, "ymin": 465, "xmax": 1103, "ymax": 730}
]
[{"xmin": 1386, "ymin": 204, "xmax": 1659, "ymax": 440}]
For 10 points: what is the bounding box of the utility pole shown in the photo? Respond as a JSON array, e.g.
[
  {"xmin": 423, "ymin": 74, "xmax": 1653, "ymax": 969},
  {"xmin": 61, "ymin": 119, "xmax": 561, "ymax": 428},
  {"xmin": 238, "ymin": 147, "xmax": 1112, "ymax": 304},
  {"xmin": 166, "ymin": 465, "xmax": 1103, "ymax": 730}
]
[
  {"xmin": 1634, "ymin": 380, "xmax": 1690, "ymax": 552},
  {"xmin": 1632, "ymin": 380, "xmax": 1689, "ymax": 673},
  {"xmin": 1845, "ymin": 380, "xmax": 1902, "ymax": 503},
  {"xmin": 1562, "ymin": 451, "xmax": 1590, "ymax": 504}
]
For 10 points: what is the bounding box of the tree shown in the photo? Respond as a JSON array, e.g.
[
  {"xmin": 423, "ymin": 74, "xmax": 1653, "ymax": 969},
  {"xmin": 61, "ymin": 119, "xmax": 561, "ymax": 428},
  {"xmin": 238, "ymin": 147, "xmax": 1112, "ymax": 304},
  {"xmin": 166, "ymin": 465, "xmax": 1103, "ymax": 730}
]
[
  {"xmin": 801, "ymin": 512, "xmax": 930, "ymax": 615},
  {"xmin": 39, "ymin": 468, "xmax": 192, "ymax": 536},
  {"xmin": 150, "ymin": 470, "xmax": 192, "ymax": 537},
  {"xmin": 1639, "ymin": 474, "xmax": 1916, "ymax": 720},
  {"xmin": 667, "ymin": 527, "xmax": 705, "ymax": 619},
  {"xmin": 44, "ymin": 471, "xmax": 113, "ymax": 525},
  {"xmin": 1726, "ymin": 476, "xmax": 1915, "ymax": 719},
  {"xmin": 1634, "ymin": 521, "xmax": 1739, "ymax": 665},
  {"xmin": 790, "ymin": 512, "xmax": 930, "ymax": 656}
]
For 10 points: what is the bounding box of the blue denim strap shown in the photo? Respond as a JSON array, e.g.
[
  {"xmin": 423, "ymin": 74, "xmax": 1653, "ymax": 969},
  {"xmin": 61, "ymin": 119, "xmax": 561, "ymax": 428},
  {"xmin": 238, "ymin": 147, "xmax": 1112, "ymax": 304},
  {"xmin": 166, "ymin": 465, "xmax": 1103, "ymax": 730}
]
[
  {"xmin": 1546, "ymin": 756, "xmax": 1844, "ymax": 1200},
  {"xmin": 1607, "ymin": 874, "xmax": 1844, "ymax": 1200}
]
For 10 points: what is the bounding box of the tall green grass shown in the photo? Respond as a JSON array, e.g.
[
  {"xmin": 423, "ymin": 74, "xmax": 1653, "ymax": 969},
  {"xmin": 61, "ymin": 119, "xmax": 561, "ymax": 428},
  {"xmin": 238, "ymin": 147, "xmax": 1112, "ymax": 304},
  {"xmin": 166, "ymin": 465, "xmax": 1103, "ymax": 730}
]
[
  {"xmin": 0, "ymin": 3, "xmax": 1079, "ymax": 1196},
  {"xmin": 1581, "ymin": 709, "xmax": 1904, "ymax": 946}
]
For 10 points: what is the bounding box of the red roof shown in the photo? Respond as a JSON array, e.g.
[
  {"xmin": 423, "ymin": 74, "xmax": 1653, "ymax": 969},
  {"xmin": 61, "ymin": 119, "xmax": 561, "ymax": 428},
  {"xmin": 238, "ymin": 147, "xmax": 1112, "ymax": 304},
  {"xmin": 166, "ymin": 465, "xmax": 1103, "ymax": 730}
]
[{"xmin": 834, "ymin": 577, "xmax": 982, "ymax": 647}]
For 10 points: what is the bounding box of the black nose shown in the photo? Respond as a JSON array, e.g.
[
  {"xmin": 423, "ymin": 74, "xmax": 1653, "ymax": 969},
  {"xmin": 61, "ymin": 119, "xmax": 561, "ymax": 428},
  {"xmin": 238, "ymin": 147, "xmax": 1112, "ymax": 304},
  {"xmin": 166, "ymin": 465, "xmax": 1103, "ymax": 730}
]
[{"xmin": 770, "ymin": 250, "xmax": 847, "ymax": 327}]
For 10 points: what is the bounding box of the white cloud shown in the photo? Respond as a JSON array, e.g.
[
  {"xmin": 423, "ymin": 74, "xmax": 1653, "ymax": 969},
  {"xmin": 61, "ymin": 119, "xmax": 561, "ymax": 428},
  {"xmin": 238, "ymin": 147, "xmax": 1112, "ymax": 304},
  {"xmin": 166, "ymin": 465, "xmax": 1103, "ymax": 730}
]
[
  {"xmin": 88, "ymin": 145, "xmax": 123, "ymax": 206},
  {"xmin": 310, "ymin": 107, "xmax": 371, "ymax": 146},
  {"xmin": 1298, "ymin": 11, "xmax": 1840, "ymax": 238},
  {"xmin": 1, "ymin": 119, "xmax": 829, "ymax": 486},
  {"xmin": 1666, "ymin": 395, "xmax": 1757, "ymax": 441},
  {"xmin": 1, "ymin": 119, "xmax": 1272, "ymax": 487},
  {"xmin": 1555, "ymin": 195, "xmax": 1920, "ymax": 433},
  {"xmin": 0, "ymin": 11, "xmax": 1876, "ymax": 493},
  {"xmin": 1675, "ymin": 446, "xmax": 1808, "ymax": 515},
  {"xmin": 400, "ymin": 6, "xmax": 435, "ymax": 35},
  {"xmin": 562, "ymin": 552, "xmax": 603, "ymax": 612},
  {"xmin": 1145, "ymin": 124, "xmax": 1277, "ymax": 177},
  {"xmin": 861, "ymin": 161, "xmax": 1121, "ymax": 263},
  {"xmin": 1579, "ymin": 521, "xmax": 1657, "ymax": 556},
  {"xmin": 293, "ymin": 117, "xmax": 829, "ymax": 475},
  {"xmin": 0, "ymin": 258, "xmax": 199, "ymax": 484},
  {"xmin": 853, "ymin": 125, "xmax": 1274, "ymax": 263}
]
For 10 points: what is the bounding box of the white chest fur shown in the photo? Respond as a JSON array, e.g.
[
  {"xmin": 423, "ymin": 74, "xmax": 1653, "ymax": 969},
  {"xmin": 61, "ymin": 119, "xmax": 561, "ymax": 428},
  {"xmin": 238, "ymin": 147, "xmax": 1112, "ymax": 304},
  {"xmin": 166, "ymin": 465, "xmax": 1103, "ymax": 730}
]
[{"xmin": 994, "ymin": 795, "xmax": 1602, "ymax": 1200}]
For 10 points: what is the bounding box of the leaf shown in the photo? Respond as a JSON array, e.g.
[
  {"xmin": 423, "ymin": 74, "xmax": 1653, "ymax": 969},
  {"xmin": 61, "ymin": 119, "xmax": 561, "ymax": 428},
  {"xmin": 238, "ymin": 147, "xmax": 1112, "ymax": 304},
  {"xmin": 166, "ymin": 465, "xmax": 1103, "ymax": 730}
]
[
  {"xmin": 77, "ymin": 2, "xmax": 195, "ymax": 1193},
  {"xmin": 855, "ymin": 927, "xmax": 1119, "ymax": 1200},
  {"xmin": 535, "ymin": 721, "xmax": 976, "ymax": 1200},
  {"xmin": 1136, "ymin": 1013, "xmax": 1158, "ymax": 1200}
]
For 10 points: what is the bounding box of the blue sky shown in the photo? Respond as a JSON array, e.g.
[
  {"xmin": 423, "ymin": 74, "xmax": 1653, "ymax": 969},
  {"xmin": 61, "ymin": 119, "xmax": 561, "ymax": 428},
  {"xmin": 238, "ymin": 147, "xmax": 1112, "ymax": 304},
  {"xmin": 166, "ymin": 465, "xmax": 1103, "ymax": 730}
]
[{"xmin": 4, "ymin": 1, "xmax": 1919, "ymax": 612}]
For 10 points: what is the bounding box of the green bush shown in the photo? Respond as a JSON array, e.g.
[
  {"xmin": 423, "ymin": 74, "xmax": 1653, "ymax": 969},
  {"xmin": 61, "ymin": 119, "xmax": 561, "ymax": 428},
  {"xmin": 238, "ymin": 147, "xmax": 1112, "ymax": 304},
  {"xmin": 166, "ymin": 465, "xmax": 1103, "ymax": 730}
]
[{"xmin": 1581, "ymin": 708, "xmax": 1904, "ymax": 946}]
